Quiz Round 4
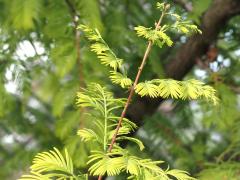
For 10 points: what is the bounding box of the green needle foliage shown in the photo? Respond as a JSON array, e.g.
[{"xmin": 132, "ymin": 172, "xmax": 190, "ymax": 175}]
[
  {"xmin": 19, "ymin": 2, "xmax": 218, "ymax": 180},
  {"xmin": 19, "ymin": 148, "xmax": 81, "ymax": 180},
  {"xmin": 78, "ymin": 24, "xmax": 132, "ymax": 89},
  {"xmin": 135, "ymin": 79, "xmax": 218, "ymax": 104}
]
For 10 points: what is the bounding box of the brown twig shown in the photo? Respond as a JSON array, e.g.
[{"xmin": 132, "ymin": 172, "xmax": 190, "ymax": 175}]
[
  {"xmin": 65, "ymin": 0, "xmax": 85, "ymax": 87},
  {"xmin": 65, "ymin": 0, "xmax": 86, "ymax": 141},
  {"xmin": 97, "ymin": 6, "xmax": 168, "ymax": 180}
]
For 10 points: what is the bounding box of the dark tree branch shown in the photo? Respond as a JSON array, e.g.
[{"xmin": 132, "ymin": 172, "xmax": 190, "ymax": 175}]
[
  {"xmin": 172, "ymin": 0, "xmax": 193, "ymax": 12},
  {"xmin": 230, "ymin": 85, "xmax": 240, "ymax": 94},
  {"xmin": 166, "ymin": 0, "xmax": 240, "ymax": 79},
  {"xmin": 65, "ymin": 0, "xmax": 77, "ymax": 16},
  {"xmin": 127, "ymin": 0, "xmax": 240, "ymax": 126}
]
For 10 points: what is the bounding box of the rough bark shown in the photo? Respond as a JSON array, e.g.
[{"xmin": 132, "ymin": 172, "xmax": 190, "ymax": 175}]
[{"xmin": 127, "ymin": 0, "xmax": 240, "ymax": 126}]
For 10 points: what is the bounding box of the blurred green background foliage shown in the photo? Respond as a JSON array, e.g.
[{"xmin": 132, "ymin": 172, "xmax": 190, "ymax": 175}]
[{"xmin": 0, "ymin": 0, "xmax": 240, "ymax": 179}]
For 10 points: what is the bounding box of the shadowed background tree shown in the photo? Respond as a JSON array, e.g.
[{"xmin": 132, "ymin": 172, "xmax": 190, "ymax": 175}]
[{"xmin": 0, "ymin": 0, "xmax": 240, "ymax": 179}]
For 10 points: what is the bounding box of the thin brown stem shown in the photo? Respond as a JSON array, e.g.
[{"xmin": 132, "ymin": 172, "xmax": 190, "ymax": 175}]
[
  {"xmin": 65, "ymin": 0, "xmax": 85, "ymax": 87},
  {"xmin": 98, "ymin": 8, "xmax": 166, "ymax": 180}
]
